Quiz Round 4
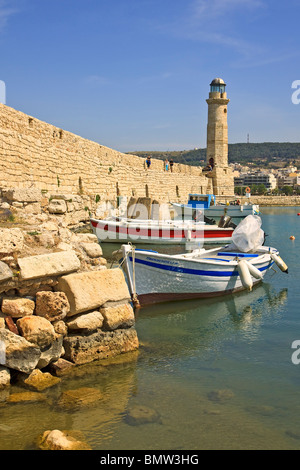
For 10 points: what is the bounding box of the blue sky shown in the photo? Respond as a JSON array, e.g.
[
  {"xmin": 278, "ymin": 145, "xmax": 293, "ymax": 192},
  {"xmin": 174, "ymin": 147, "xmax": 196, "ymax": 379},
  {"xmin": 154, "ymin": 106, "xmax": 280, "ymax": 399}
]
[{"xmin": 0, "ymin": 0, "xmax": 299, "ymax": 152}]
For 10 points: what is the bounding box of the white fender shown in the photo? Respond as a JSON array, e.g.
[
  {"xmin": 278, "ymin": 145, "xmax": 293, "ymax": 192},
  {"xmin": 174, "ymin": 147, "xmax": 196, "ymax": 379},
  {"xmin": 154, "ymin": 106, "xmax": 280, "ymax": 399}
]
[
  {"xmin": 237, "ymin": 260, "xmax": 253, "ymax": 291},
  {"xmin": 244, "ymin": 260, "xmax": 263, "ymax": 280},
  {"xmin": 270, "ymin": 253, "xmax": 289, "ymax": 273}
]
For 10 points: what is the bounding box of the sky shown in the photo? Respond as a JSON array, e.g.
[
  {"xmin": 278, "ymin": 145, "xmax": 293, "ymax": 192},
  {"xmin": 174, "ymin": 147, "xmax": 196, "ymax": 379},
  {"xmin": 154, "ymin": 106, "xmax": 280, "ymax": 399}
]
[{"xmin": 0, "ymin": 0, "xmax": 299, "ymax": 153}]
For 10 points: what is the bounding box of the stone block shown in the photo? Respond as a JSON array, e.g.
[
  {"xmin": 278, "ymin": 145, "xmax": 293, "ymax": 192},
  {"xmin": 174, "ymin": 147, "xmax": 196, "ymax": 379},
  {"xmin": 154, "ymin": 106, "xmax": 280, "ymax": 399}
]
[
  {"xmin": 63, "ymin": 327, "xmax": 139, "ymax": 364},
  {"xmin": 0, "ymin": 261, "xmax": 13, "ymax": 282},
  {"xmin": 16, "ymin": 315, "xmax": 57, "ymax": 349},
  {"xmin": 18, "ymin": 250, "xmax": 81, "ymax": 280},
  {"xmin": 2, "ymin": 297, "xmax": 35, "ymax": 318},
  {"xmin": 35, "ymin": 291, "xmax": 70, "ymax": 322},
  {"xmin": 80, "ymin": 242, "xmax": 103, "ymax": 258},
  {"xmin": 100, "ymin": 303, "xmax": 135, "ymax": 330},
  {"xmin": 66, "ymin": 311, "xmax": 104, "ymax": 333},
  {"xmin": 48, "ymin": 199, "xmax": 67, "ymax": 214},
  {"xmin": 0, "ymin": 329, "xmax": 41, "ymax": 374},
  {"xmin": 2, "ymin": 188, "xmax": 42, "ymax": 203},
  {"xmin": 57, "ymin": 268, "xmax": 130, "ymax": 315}
]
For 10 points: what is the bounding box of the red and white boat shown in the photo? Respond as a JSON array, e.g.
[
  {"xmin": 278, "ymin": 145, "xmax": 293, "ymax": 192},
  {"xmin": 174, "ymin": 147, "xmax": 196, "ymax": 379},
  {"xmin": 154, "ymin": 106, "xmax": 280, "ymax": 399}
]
[{"xmin": 90, "ymin": 217, "xmax": 234, "ymax": 245}]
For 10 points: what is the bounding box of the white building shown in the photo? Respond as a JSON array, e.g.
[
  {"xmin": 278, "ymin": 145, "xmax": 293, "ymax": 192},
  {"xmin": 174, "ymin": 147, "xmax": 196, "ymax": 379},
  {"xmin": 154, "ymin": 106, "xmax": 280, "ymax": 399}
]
[{"xmin": 234, "ymin": 172, "xmax": 277, "ymax": 190}]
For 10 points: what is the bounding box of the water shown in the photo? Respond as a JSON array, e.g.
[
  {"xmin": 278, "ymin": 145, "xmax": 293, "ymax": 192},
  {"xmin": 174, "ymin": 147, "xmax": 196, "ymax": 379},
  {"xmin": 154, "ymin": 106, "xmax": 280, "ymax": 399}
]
[{"xmin": 1, "ymin": 206, "xmax": 300, "ymax": 450}]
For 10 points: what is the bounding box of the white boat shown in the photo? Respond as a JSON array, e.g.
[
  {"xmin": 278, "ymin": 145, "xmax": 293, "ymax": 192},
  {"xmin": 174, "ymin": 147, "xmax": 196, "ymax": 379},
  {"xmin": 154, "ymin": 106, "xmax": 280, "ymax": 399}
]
[
  {"xmin": 121, "ymin": 243, "xmax": 287, "ymax": 306},
  {"xmin": 90, "ymin": 216, "xmax": 234, "ymax": 245},
  {"xmin": 171, "ymin": 194, "xmax": 259, "ymax": 223},
  {"xmin": 121, "ymin": 215, "xmax": 288, "ymax": 306}
]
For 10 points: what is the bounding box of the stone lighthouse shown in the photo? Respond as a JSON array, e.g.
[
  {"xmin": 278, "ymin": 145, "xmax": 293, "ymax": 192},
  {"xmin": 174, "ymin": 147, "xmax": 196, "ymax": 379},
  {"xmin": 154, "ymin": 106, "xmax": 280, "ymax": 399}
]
[{"xmin": 204, "ymin": 78, "xmax": 234, "ymax": 198}]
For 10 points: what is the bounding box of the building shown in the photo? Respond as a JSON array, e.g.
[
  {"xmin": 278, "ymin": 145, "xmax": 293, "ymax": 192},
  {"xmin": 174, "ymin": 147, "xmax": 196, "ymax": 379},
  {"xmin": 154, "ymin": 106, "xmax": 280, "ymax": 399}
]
[{"xmin": 234, "ymin": 172, "xmax": 277, "ymax": 190}]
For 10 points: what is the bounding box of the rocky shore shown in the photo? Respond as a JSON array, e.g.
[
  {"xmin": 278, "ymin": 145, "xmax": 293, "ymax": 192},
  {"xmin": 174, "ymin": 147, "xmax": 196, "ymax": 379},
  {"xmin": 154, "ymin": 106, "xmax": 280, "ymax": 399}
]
[{"xmin": 0, "ymin": 188, "xmax": 139, "ymax": 449}]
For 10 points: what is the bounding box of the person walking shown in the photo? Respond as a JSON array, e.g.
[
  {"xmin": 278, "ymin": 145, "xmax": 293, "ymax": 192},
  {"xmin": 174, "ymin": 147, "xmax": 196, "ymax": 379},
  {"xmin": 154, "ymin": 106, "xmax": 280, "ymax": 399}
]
[
  {"xmin": 146, "ymin": 156, "xmax": 151, "ymax": 169},
  {"xmin": 169, "ymin": 158, "xmax": 174, "ymax": 172},
  {"xmin": 165, "ymin": 159, "xmax": 169, "ymax": 171}
]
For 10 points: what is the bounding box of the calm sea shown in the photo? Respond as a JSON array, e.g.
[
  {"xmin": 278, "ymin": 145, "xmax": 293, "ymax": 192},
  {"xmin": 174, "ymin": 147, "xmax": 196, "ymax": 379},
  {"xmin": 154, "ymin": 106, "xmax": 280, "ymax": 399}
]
[{"xmin": 1, "ymin": 206, "xmax": 300, "ymax": 451}]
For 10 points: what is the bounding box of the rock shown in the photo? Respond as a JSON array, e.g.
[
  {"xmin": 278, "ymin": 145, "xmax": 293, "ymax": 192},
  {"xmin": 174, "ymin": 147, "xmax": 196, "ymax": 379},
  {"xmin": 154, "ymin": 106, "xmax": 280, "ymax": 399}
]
[
  {"xmin": 2, "ymin": 188, "xmax": 42, "ymax": 203},
  {"xmin": 73, "ymin": 233, "xmax": 98, "ymax": 243},
  {"xmin": 80, "ymin": 242, "xmax": 103, "ymax": 258},
  {"xmin": 40, "ymin": 221, "xmax": 58, "ymax": 232},
  {"xmin": 57, "ymin": 387, "xmax": 103, "ymax": 410},
  {"xmin": 35, "ymin": 291, "xmax": 70, "ymax": 322},
  {"xmin": 16, "ymin": 315, "xmax": 57, "ymax": 349},
  {"xmin": 18, "ymin": 250, "xmax": 81, "ymax": 280},
  {"xmin": 66, "ymin": 311, "xmax": 104, "ymax": 333},
  {"xmin": 63, "ymin": 327, "xmax": 139, "ymax": 365},
  {"xmin": 17, "ymin": 369, "xmax": 61, "ymax": 391},
  {"xmin": 0, "ymin": 261, "xmax": 13, "ymax": 282},
  {"xmin": 7, "ymin": 391, "xmax": 48, "ymax": 403},
  {"xmin": 0, "ymin": 228, "xmax": 24, "ymax": 254},
  {"xmin": 56, "ymin": 242, "xmax": 73, "ymax": 252},
  {"xmin": 2, "ymin": 297, "xmax": 35, "ymax": 318},
  {"xmin": 0, "ymin": 366, "xmax": 10, "ymax": 388},
  {"xmin": 38, "ymin": 429, "xmax": 91, "ymax": 451},
  {"xmin": 0, "ymin": 329, "xmax": 41, "ymax": 373},
  {"xmin": 100, "ymin": 303, "xmax": 135, "ymax": 331},
  {"xmin": 0, "ymin": 313, "xmax": 5, "ymax": 329},
  {"xmin": 4, "ymin": 316, "xmax": 19, "ymax": 334},
  {"xmin": 37, "ymin": 334, "xmax": 64, "ymax": 369},
  {"xmin": 48, "ymin": 199, "xmax": 67, "ymax": 214},
  {"xmin": 125, "ymin": 405, "xmax": 161, "ymax": 426},
  {"xmin": 52, "ymin": 320, "xmax": 68, "ymax": 336},
  {"xmin": 57, "ymin": 268, "xmax": 130, "ymax": 316},
  {"xmin": 48, "ymin": 358, "xmax": 75, "ymax": 377},
  {"xmin": 207, "ymin": 389, "xmax": 235, "ymax": 403}
]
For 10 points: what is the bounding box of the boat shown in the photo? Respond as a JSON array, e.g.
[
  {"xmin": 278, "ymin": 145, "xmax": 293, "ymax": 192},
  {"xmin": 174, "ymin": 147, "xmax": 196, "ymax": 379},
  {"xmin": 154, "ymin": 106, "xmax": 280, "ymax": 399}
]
[
  {"xmin": 90, "ymin": 216, "xmax": 234, "ymax": 245},
  {"xmin": 171, "ymin": 194, "xmax": 259, "ymax": 223},
  {"xmin": 120, "ymin": 215, "xmax": 288, "ymax": 306}
]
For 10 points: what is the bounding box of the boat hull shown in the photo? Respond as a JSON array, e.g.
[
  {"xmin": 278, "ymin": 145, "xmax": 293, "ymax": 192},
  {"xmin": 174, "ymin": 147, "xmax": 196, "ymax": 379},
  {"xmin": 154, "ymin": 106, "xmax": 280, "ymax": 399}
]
[
  {"xmin": 172, "ymin": 203, "xmax": 259, "ymax": 222},
  {"xmin": 90, "ymin": 218, "xmax": 233, "ymax": 244}
]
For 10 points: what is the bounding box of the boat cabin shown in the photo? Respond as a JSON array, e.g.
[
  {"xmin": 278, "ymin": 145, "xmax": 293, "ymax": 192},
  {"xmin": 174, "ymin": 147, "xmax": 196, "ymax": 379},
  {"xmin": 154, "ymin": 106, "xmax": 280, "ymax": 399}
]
[{"xmin": 187, "ymin": 194, "xmax": 216, "ymax": 209}]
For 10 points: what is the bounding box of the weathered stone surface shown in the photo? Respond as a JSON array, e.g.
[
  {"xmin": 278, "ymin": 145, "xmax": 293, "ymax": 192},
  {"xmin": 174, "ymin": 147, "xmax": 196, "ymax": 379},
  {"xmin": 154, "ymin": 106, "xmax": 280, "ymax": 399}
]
[
  {"xmin": 63, "ymin": 327, "xmax": 139, "ymax": 364},
  {"xmin": 57, "ymin": 387, "xmax": 103, "ymax": 410},
  {"xmin": 207, "ymin": 389, "xmax": 235, "ymax": 403},
  {"xmin": 100, "ymin": 303, "xmax": 135, "ymax": 331},
  {"xmin": 18, "ymin": 250, "xmax": 81, "ymax": 280},
  {"xmin": 0, "ymin": 366, "xmax": 10, "ymax": 388},
  {"xmin": 38, "ymin": 429, "xmax": 92, "ymax": 451},
  {"xmin": 48, "ymin": 199, "xmax": 67, "ymax": 214},
  {"xmin": 17, "ymin": 369, "xmax": 61, "ymax": 391},
  {"xmin": 66, "ymin": 311, "xmax": 104, "ymax": 333},
  {"xmin": 35, "ymin": 291, "xmax": 70, "ymax": 322},
  {"xmin": 16, "ymin": 315, "xmax": 56, "ymax": 349},
  {"xmin": 0, "ymin": 261, "xmax": 13, "ymax": 282},
  {"xmin": 37, "ymin": 334, "xmax": 64, "ymax": 369},
  {"xmin": 53, "ymin": 320, "xmax": 68, "ymax": 336},
  {"xmin": 2, "ymin": 188, "xmax": 42, "ymax": 203},
  {"xmin": 2, "ymin": 297, "xmax": 35, "ymax": 318},
  {"xmin": 0, "ymin": 329, "xmax": 41, "ymax": 373},
  {"xmin": 0, "ymin": 313, "xmax": 5, "ymax": 329},
  {"xmin": 0, "ymin": 228, "xmax": 24, "ymax": 254},
  {"xmin": 57, "ymin": 268, "xmax": 130, "ymax": 316},
  {"xmin": 80, "ymin": 242, "xmax": 103, "ymax": 258}
]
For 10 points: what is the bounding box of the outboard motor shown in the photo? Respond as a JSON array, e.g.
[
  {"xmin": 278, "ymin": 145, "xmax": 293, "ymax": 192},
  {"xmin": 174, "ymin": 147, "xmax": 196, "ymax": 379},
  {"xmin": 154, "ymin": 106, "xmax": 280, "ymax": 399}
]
[{"xmin": 218, "ymin": 214, "xmax": 232, "ymax": 228}]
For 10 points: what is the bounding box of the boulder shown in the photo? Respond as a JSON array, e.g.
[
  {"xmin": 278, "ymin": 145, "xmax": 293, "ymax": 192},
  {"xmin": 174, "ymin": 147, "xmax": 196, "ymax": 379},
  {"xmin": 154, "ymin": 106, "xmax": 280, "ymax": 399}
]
[
  {"xmin": 80, "ymin": 242, "xmax": 103, "ymax": 258},
  {"xmin": 18, "ymin": 250, "xmax": 81, "ymax": 280},
  {"xmin": 0, "ymin": 228, "xmax": 24, "ymax": 254},
  {"xmin": 0, "ymin": 261, "xmax": 13, "ymax": 282},
  {"xmin": 66, "ymin": 311, "xmax": 104, "ymax": 333},
  {"xmin": 48, "ymin": 358, "xmax": 75, "ymax": 377},
  {"xmin": 63, "ymin": 327, "xmax": 139, "ymax": 364},
  {"xmin": 100, "ymin": 303, "xmax": 135, "ymax": 331},
  {"xmin": 57, "ymin": 268, "xmax": 130, "ymax": 316},
  {"xmin": 0, "ymin": 329, "xmax": 41, "ymax": 373},
  {"xmin": 57, "ymin": 387, "xmax": 103, "ymax": 410},
  {"xmin": 2, "ymin": 297, "xmax": 35, "ymax": 318},
  {"xmin": 16, "ymin": 315, "xmax": 56, "ymax": 349},
  {"xmin": 35, "ymin": 291, "xmax": 70, "ymax": 322},
  {"xmin": 17, "ymin": 369, "xmax": 61, "ymax": 391},
  {"xmin": 7, "ymin": 391, "xmax": 48, "ymax": 403},
  {"xmin": 125, "ymin": 405, "xmax": 161, "ymax": 426},
  {"xmin": 37, "ymin": 334, "xmax": 64, "ymax": 369},
  {"xmin": 38, "ymin": 429, "xmax": 91, "ymax": 451}
]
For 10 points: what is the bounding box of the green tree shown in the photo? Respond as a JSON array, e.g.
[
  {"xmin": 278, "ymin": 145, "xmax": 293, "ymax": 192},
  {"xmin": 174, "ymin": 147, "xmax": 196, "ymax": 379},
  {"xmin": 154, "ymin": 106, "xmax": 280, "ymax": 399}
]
[{"xmin": 281, "ymin": 185, "xmax": 293, "ymax": 195}]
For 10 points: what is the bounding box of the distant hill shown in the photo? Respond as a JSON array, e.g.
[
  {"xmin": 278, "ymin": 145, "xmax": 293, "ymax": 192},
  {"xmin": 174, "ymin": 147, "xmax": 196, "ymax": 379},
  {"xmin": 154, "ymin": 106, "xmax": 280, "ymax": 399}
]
[{"xmin": 128, "ymin": 143, "xmax": 300, "ymax": 168}]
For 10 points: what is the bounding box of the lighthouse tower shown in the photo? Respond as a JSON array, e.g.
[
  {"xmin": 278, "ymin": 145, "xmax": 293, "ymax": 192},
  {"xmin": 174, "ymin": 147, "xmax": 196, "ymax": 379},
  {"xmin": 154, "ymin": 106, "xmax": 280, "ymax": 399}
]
[{"xmin": 204, "ymin": 78, "xmax": 234, "ymax": 198}]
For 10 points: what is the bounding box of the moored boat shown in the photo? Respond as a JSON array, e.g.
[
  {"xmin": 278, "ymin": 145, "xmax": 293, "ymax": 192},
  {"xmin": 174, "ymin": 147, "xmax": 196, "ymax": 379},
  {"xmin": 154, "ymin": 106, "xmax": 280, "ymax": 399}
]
[{"xmin": 90, "ymin": 216, "xmax": 234, "ymax": 245}]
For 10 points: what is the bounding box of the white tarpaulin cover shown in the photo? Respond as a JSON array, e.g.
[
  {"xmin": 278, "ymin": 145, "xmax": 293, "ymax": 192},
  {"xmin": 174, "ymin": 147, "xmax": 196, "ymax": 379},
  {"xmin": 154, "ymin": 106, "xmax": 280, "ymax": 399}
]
[{"xmin": 231, "ymin": 215, "xmax": 265, "ymax": 253}]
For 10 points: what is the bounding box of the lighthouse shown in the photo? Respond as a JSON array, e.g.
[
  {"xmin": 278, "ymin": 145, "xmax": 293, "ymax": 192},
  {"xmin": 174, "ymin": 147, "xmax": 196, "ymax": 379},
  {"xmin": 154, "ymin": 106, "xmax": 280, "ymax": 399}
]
[{"xmin": 204, "ymin": 78, "xmax": 234, "ymax": 198}]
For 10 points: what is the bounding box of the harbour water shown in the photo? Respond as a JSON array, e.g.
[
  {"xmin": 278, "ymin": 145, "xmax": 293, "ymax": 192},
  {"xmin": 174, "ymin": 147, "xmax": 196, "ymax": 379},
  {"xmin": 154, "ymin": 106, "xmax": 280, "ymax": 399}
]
[{"xmin": 1, "ymin": 206, "xmax": 300, "ymax": 450}]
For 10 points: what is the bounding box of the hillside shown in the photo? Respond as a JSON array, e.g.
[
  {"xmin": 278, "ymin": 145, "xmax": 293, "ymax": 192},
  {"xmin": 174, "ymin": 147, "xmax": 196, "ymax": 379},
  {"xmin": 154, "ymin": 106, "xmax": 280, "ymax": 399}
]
[{"xmin": 129, "ymin": 142, "xmax": 300, "ymax": 168}]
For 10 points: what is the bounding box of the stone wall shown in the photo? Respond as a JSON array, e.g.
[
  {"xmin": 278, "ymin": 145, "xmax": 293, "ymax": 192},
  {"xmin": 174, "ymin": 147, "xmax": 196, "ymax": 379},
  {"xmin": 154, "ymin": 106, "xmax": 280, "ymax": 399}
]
[
  {"xmin": 238, "ymin": 195, "xmax": 300, "ymax": 206},
  {"xmin": 0, "ymin": 103, "xmax": 213, "ymax": 204}
]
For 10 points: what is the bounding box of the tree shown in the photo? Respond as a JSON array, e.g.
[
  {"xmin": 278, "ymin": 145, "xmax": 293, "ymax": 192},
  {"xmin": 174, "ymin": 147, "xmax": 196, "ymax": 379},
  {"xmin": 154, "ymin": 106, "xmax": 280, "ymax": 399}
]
[{"xmin": 281, "ymin": 185, "xmax": 293, "ymax": 195}]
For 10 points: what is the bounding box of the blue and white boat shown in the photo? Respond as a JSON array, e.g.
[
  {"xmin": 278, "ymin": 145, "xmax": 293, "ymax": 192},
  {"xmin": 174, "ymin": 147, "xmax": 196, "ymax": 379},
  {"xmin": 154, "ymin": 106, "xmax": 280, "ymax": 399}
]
[
  {"xmin": 121, "ymin": 215, "xmax": 287, "ymax": 306},
  {"xmin": 122, "ymin": 243, "xmax": 287, "ymax": 306},
  {"xmin": 171, "ymin": 194, "xmax": 259, "ymax": 223}
]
